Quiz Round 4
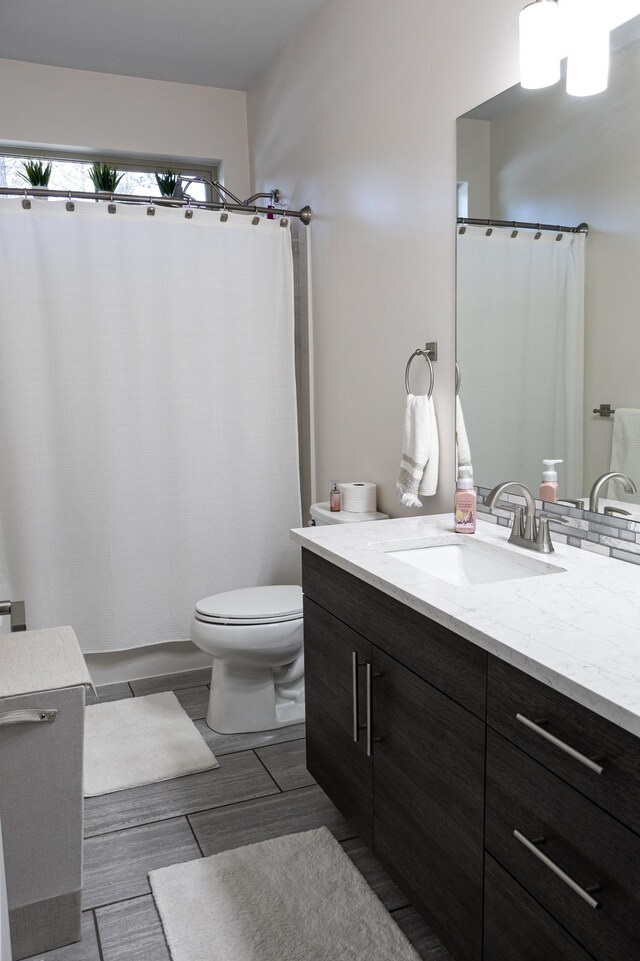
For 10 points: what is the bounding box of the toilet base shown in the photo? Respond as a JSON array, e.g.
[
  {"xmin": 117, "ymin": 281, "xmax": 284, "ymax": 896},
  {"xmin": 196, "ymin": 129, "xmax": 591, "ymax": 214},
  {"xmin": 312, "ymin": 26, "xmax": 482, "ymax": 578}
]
[{"xmin": 205, "ymin": 659, "xmax": 305, "ymax": 735}]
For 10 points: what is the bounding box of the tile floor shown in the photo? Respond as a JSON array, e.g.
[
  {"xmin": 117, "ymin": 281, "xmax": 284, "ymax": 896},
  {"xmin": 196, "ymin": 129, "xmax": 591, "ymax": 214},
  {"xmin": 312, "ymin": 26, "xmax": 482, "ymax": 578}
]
[{"xmin": 26, "ymin": 668, "xmax": 452, "ymax": 961}]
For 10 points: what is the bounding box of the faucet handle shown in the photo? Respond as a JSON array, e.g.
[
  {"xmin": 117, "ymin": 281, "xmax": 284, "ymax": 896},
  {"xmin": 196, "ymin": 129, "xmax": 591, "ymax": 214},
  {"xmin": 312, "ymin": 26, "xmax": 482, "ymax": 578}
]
[
  {"xmin": 604, "ymin": 506, "xmax": 632, "ymax": 517},
  {"xmin": 536, "ymin": 512, "xmax": 570, "ymax": 553},
  {"xmin": 499, "ymin": 503, "xmax": 525, "ymax": 539}
]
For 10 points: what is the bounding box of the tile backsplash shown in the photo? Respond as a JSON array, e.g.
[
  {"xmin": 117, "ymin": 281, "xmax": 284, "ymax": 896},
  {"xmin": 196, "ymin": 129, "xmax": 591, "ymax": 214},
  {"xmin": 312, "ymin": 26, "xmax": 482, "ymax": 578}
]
[{"xmin": 477, "ymin": 488, "xmax": 640, "ymax": 567}]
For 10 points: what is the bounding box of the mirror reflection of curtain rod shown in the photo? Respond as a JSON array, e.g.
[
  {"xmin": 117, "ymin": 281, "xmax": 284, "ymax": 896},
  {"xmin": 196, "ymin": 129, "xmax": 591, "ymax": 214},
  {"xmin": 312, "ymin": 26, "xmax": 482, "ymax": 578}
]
[{"xmin": 457, "ymin": 217, "xmax": 588, "ymax": 235}]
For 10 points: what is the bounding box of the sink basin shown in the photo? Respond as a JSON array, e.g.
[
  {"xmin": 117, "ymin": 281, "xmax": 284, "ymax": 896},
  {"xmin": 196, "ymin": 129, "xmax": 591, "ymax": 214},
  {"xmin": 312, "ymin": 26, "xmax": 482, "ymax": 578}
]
[{"xmin": 386, "ymin": 539, "xmax": 565, "ymax": 587}]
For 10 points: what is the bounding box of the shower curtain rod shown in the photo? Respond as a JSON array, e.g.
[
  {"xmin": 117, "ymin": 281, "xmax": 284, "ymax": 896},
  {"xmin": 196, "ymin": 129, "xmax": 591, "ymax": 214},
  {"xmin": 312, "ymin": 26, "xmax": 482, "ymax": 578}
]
[
  {"xmin": 457, "ymin": 217, "xmax": 588, "ymax": 235},
  {"xmin": 0, "ymin": 187, "xmax": 313, "ymax": 225}
]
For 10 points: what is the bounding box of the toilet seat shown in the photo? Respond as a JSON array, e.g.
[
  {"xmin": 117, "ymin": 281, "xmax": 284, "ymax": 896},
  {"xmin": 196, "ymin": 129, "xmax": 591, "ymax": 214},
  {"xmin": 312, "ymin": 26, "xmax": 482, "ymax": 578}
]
[{"xmin": 195, "ymin": 585, "xmax": 303, "ymax": 626}]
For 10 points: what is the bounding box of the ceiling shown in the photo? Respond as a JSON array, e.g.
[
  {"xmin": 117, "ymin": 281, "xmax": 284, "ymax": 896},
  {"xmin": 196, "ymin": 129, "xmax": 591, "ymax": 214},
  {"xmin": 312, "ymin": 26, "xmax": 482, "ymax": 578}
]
[{"xmin": 0, "ymin": 0, "xmax": 327, "ymax": 90}]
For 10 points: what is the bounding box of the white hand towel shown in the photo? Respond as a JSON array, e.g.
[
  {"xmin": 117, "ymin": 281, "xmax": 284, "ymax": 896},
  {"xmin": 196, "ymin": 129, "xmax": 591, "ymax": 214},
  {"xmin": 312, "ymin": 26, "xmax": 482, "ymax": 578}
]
[
  {"xmin": 397, "ymin": 394, "xmax": 440, "ymax": 508},
  {"xmin": 609, "ymin": 408, "xmax": 640, "ymax": 498},
  {"xmin": 456, "ymin": 396, "xmax": 472, "ymax": 470}
]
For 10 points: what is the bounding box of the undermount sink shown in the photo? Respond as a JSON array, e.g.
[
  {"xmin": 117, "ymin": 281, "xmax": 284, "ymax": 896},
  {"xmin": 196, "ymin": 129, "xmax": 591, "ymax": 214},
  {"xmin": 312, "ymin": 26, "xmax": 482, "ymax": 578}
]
[{"xmin": 386, "ymin": 538, "xmax": 565, "ymax": 587}]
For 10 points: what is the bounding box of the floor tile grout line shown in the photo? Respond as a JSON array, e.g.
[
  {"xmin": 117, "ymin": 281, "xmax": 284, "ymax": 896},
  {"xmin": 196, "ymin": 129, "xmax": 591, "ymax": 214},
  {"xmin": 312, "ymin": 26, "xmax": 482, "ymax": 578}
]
[
  {"xmin": 83, "ymin": 785, "xmax": 283, "ymax": 840},
  {"xmin": 251, "ymin": 749, "xmax": 284, "ymax": 794},
  {"xmin": 91, "ymin": 907, "xmax": 106, "ymax": 961},
  {"xmin": 87, "ymin": 890, "xmax": 152, "ymax": 914},
  {"xmin": 84, "ymin": 779, "xmax": 323, "ymax": 841},
  {"xmin": 185, "ymin": 813, "xmax": 206, "ymax": 858}
]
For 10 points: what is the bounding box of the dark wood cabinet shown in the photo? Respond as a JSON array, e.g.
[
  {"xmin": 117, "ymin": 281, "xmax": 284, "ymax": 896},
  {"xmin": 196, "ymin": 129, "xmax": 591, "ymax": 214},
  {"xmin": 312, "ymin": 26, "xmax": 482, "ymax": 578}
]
[
  {"xmin": 372, "ymin": 650, "xmax": 485, "ymax": 961},
  {"xmin": 303, "ymin": 597, "xmax": 373, "ymax": 846},
  {"xmin": 301, "ymin": 548, "xmax": 640, "ymax": 961},
  {"xmin": 303, "ymin": 555, "xmax": 486, "ymax": 961}
]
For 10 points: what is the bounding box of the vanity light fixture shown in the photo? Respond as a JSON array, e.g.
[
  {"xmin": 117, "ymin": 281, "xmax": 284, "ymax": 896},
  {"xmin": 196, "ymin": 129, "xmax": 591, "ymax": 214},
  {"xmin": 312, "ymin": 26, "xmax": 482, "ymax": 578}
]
[
  {"xmin": 563, "ymin": 0, "xmax": 610, "ymax": 96},
  {"xmin": 519, "ymin": 0, "xmax": 562, "ymax": 89},
  {"xmin": 519, "ymin": 0, "xmax": 611, "ymax": 96}
]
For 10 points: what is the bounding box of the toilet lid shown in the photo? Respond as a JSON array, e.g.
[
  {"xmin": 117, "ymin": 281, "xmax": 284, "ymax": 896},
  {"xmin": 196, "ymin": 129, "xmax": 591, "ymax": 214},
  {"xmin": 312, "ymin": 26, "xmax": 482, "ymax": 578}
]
[{"xmin": 195, "ymin": 585, "xmax": 303, "ymax": 625}]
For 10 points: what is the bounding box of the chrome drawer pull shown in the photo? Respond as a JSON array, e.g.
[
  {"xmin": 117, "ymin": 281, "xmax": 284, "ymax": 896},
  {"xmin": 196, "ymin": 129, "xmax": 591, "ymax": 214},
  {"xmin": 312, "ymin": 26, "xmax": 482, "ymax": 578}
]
[
  {"xmin": 352, "ymin": 651, "xmax": 360, "ymax": 743},
  {"xmin": 516, "ymin": 713, "xmax": 604, "ymax": 775},
  {"xmin": 514, "ymin": 829, "xmax": 601, "ymax": 910},
  {"xmin": 0, "ymin": 709, "xmax": 57, "ymax": 727}
]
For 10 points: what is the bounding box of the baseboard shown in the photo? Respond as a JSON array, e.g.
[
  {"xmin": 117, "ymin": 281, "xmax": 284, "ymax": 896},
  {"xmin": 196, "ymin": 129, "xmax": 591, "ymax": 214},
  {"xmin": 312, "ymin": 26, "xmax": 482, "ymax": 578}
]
[
  {"xmin": 9, "ymin": 890, "xmax": 81, "ymax": 961},
  {"xmin": 84, "ymin": 639, "xmax": 212, "ymax": 685}
]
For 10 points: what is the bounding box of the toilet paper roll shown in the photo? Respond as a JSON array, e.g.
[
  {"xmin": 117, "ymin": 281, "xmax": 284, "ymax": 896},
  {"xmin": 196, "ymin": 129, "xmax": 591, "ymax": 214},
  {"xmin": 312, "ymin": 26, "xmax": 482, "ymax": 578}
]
[{"xmin": 340, "ymin": 482, "xmax": 377, "ymax": 513}]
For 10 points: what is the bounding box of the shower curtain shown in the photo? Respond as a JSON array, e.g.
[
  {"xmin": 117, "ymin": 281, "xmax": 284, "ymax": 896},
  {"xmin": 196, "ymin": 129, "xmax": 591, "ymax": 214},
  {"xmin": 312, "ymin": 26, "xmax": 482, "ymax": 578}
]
[
  {"xmin": 457, "ymin": 225, "xmax": 585, "ymax": 497},
  {"xmin": 0, "ymin": 200, "xmax": 301, "ymax": 652}
]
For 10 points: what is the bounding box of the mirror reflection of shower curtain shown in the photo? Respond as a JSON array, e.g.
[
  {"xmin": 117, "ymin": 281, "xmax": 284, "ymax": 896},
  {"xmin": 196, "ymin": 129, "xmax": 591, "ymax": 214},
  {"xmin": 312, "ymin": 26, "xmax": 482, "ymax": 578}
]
[
  {"xmin": 0, "ymin": 201, "xmax": 301, "ymax": 652},
  {"xmin": 457, "ymin": 226, "xmax": 585, "ymax": 497}
]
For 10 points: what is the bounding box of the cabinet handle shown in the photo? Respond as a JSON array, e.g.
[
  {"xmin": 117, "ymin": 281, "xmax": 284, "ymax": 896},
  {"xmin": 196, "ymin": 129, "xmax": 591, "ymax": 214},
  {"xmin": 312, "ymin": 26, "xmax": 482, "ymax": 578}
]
[
  {"xmin": 516, "ymin": 713, "xmax": 604, "ymax": 775},
  {"xmin": 0, "ymin": 709, "xmax": 57, "ymax": 727},
  {"xmin": 352, "ymin": 651, "xmax": 360, "ymax": 743},
  {"xmin": 513, "ymin": 830, "xmax": 601, "ymax": 910}
]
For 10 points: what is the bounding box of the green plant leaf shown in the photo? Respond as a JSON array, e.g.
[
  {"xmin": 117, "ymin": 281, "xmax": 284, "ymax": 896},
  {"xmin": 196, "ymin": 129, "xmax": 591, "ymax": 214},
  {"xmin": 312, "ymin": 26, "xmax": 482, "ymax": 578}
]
[
  {"xmin": 18, "ymin": 159, "xmax": 52, "ymax": 187},
  {"xmin": 155, "ymin": 168, "xmax": 181, "ymax": 197},
  {"xmin": 89, "ymin": 162, "xmax": 124, "ymax": 192}
]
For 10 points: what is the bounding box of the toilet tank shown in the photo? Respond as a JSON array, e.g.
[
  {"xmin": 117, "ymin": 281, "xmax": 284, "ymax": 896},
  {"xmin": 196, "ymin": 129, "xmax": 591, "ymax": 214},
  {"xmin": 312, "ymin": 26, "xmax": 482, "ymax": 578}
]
[{"xmin": 309, "ymin": 502, "xmax": 389, "ymax": 526}]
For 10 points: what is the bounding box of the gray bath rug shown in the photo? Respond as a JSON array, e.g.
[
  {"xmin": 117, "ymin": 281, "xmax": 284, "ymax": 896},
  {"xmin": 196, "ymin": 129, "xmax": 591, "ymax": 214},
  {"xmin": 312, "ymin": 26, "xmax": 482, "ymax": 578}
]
[
  {"xmin": 84, "ymin": 691, "xmax": 218, "ymax": 796},
  {"xmin": 149, "ymin": 826, "xmax": 420, "ymax": 961}
]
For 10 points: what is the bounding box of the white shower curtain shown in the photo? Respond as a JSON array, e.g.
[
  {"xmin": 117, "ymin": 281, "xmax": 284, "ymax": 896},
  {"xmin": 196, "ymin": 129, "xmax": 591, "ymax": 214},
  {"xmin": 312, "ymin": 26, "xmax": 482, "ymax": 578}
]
[
  {"xmin": 0, "ymin": 200, "xmax": 302, "ymax": 652},
  {"xmin": 457, "ymin": 226, "xmax": 585, "ymax": 497}
]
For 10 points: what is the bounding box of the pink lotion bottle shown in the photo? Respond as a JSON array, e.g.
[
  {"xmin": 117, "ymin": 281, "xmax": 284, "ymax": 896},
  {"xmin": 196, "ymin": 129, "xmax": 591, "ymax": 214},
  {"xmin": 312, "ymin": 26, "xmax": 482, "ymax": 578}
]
[
  {"xmin": 454, "ymin": 466, "xmax": 476, "ymax": 533},
  {"xmin": 539, "ymin": 459, "xmax": 563, "ymax": 503},
  {"xmin": 330, "ymin": 481, "xmax": 341, "ymax": 512}
]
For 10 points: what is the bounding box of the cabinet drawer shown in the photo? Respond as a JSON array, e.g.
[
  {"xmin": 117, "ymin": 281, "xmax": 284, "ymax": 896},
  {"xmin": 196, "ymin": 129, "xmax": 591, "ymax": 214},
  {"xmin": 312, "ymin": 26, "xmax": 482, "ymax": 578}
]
[
  {"xmin": 488, "ymin": 656, "xmax": 640, "ymax": 835},
  {"xmin": 484, "ymin": 854, "xmax": 595, "ymax": 961},
  {"xmin": 302, "ymin": 549, "xmax": 486, "ymax": 719},
  {"xmin": 486, "ymin": 729, "xmax": 640, "ymax": 961}
]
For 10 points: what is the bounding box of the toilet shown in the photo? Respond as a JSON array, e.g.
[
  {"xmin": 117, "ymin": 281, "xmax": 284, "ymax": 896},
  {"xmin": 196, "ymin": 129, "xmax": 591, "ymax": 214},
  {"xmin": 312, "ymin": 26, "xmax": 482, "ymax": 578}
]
[{"xmin": 191, "ymin": 501, "xmax": 389, "ymax": 734}]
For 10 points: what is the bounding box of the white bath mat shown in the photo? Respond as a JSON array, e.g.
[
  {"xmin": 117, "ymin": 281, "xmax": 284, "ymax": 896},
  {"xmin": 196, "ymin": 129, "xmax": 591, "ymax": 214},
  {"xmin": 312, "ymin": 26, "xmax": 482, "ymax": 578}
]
[
  {"xmin": 84, "ymin": 691, "xmax": 219, "ymax": 796},
  {"xmin": 149, "ymin": 826, "xmax": 420, "ymax": 961}
]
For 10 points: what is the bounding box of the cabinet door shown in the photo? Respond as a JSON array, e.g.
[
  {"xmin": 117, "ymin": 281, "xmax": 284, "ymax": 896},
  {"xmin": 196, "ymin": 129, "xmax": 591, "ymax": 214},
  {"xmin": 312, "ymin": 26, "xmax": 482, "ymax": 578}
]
[
  {"xmin": 303, "ymin": 597, "xmax": 373, "ymax": 845},
  {"xmin": 372, "ymin": 650, "xmax": 485, "ymax": 961}
]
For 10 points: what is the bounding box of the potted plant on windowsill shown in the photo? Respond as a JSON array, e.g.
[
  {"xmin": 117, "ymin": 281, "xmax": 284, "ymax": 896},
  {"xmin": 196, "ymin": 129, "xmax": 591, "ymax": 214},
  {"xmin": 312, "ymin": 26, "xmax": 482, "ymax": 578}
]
[
  {"xmin": 155, "ymin": 168, "xmax": 181, "ymax": 198},
  {"xmin": 89, "ymin": 163, "xmax": 123, "ymax": 194},
  {"xmin": 19, "ymin": 160, "xmax": 53, "ymax": 194}
]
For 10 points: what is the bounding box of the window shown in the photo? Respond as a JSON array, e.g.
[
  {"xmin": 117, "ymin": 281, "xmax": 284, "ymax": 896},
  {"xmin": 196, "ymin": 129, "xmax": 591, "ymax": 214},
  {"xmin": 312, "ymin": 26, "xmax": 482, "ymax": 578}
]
[{"xmin": 0, "ymin": 150, "xmax": 218, "ymax": 202}]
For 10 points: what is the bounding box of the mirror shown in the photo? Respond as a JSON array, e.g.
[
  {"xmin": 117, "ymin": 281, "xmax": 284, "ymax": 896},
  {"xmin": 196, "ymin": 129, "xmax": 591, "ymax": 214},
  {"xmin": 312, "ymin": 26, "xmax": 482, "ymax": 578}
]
[{"xmin": 456, "ymin": 15, "xmax": 640, "ymax": 518}]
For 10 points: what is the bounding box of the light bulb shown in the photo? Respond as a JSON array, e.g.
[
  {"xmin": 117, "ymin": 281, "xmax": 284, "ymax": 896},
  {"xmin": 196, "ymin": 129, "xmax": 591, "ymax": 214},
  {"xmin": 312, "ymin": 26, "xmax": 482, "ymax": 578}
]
[
  {"xmin": 563, "ymin": 0, "xmax": 610, "ymax": 96},
  {"xmin": 519, "ymin": 0, "xmax": 562, "ymax": 90}
]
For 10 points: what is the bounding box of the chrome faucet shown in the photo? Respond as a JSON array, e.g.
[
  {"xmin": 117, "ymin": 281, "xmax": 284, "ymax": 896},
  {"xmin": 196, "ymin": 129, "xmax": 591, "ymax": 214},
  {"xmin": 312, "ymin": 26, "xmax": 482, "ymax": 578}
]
[
  {"xmin": 588, "ymin": 472, "xmax": 637, "ymax": 513},
  {"xmin": 484, "ymin": 481, "xmax": 567, "ymax": 554}
]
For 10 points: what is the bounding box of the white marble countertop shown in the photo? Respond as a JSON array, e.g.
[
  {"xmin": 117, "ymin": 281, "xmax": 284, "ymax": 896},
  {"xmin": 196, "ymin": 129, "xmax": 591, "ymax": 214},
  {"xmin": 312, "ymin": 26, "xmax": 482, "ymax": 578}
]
[{"xmin": 291, "ymin": 515, "xmax": 640, "ymax": 737}]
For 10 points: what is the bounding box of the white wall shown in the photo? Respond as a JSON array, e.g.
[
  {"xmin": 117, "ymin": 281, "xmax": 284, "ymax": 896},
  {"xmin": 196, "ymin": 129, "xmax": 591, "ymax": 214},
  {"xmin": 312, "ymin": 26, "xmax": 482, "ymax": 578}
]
[
  {"xmin": 0, "ymin": 58, "xmax": 250, "ymax": 198},
  {"xmin": 247, "ymin": 0, "xmax": 520, "ymax": 517},
  {"xmin": 489, "ymin": 41, "xmax": 640, "ymax": 493}
]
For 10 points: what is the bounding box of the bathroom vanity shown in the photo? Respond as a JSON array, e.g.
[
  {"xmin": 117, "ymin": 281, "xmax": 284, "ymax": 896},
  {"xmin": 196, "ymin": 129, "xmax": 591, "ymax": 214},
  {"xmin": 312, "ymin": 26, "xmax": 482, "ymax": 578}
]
[
  {"xmin": 293, "ymin": 516, "xmax": 640, "ymax": 961},
  {"xmin": 0, "ymin": 627, "xmax": 92, "ymax": 960}
]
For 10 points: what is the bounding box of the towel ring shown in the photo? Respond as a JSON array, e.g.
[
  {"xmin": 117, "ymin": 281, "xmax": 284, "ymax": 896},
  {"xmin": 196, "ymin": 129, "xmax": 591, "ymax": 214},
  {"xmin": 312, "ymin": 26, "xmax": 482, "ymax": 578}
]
[
  {"xmin": 405, "ymin": 348, "xmax": 435, "ymax": 398},
  {"xmin": 455, "ymin": 362, "xmax": 461, "ymax": 396}
]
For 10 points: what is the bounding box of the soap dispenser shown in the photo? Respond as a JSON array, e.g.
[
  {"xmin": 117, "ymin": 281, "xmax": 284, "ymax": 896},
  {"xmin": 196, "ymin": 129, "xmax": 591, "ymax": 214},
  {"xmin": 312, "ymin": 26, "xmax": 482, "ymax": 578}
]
[
  {"xmin": 540, "ymin": 459, "xmax": 563, "ymax": 503},
  {"xmin": 454, "ymin": 465, "xmax": 476, "ymax": 533}
]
